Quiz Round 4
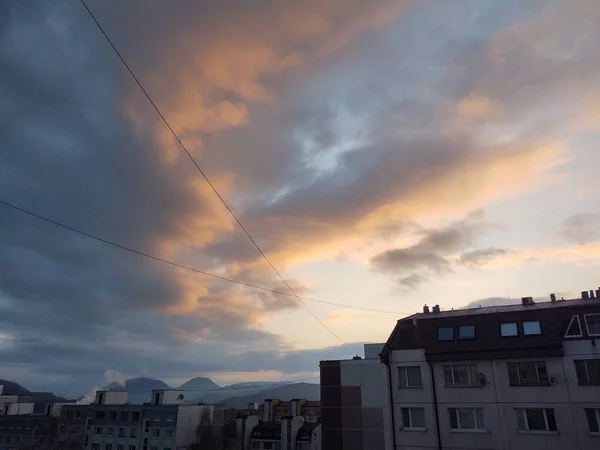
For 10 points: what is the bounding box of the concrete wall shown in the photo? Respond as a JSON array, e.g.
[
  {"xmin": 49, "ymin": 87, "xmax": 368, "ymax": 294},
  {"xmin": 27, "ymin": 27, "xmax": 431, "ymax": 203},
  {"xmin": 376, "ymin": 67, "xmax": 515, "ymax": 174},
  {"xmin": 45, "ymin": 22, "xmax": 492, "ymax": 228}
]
[
  {"xmin": 389, "ymin": 342, "xmax": 600, "ymax": 450},
  {"xmin": 175, "ymin": 404, "xmax": 211, "ymax": 448}
]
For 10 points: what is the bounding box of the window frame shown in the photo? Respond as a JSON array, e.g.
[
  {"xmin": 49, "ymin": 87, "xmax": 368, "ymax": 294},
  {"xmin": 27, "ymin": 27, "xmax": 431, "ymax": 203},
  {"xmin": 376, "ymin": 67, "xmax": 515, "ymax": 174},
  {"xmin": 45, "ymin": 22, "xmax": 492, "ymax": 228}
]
[
  {"xmin": 584, "ymin": 314, "xmax": 600, "ymax": 337},
  {"xmin": 118, "ymin": 427, "xmax": 126, "ymax": 438},
  {"xmin": 107, "ymin": 427, "xmax": 114, "ymax": 436},
  {"xmin": 437, "ymin": 326, "xmax": 454, "ymax": 342},
  {"xmin": 458, "ymin": 325, "xmax": 476, "ymax": 340},
  {"xmin": 585, "ymin": 408, "xmax": 600, "ymax": 435},
  {"xmin": 165, "ymin": 429, "xmax": 173, "ymax": 439},
  {"xmin": 574, "ymin": 359, "xmax": 600, "ymax": 386},
  {"xmin": 500, "ymin": 322, "xmax": 519, "ymax": 337},
  {"xmin": 443, "ymin": 364, "xmax": 480, "ymax": 387},
  {"xmin": 565, "ymin": 315, "xmax": 583, "ymax": 338},
  {"xmin": 95, "ymin": 427, "xmax": 103, "ymax": 436},
  {"xmin": 152, "ymin": 429, "xmax": 160, "ymax": 438},
  {"xmin": 448, "ymin": 408, "xmax": 485, "ymax": 431},
  {"xmin": 166, "ymin": 412, "xmax": 174, "ymax": 422},
  {"xmin": 398, "ymin": 366, "xmax": 423, "ymax": 388},
  {"xmin": 522, "ymin": 320, "xmax": 542, "ymax": 336},
  {"xmin": 400, "ymin": 407, "xmax": 426, "ymax": 430},
  {"xmin": 507, "ymin": 361, "xmax": 550, "ymax": 386},
  {"xmin": 129, "ymin": 428, "xmax": 137, "ymax": 438},
  {"xmin": 515, "ymin": 408, "xmax": 557, "ymax": 433}
]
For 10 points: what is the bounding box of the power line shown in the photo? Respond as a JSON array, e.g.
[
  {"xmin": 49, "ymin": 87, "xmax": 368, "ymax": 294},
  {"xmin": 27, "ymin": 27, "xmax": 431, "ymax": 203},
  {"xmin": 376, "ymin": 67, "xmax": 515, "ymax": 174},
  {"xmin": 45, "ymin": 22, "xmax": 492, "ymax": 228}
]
[
  {"xmin": 77, "ymin": 1, "xmax": 345, "ymax": 342},
  {"xmin": 0, "ymin": 199, "xmax": 409, "ymax": 316}
]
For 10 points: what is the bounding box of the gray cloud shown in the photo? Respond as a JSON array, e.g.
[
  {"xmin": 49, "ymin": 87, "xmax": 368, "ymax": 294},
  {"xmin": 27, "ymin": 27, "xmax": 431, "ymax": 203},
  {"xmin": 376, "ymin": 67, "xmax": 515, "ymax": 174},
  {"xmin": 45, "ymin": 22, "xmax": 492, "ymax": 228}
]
[
  {"xmin": 371, "ymin": 211, "xmax": 495, "ymax": 288},
  {"xmin": 459, "ymin": 247, "xmax": 509, "ymax": 267},
  {"xmin": 559, "ymin": 213, "xmax": 600, "ymax": 244}
]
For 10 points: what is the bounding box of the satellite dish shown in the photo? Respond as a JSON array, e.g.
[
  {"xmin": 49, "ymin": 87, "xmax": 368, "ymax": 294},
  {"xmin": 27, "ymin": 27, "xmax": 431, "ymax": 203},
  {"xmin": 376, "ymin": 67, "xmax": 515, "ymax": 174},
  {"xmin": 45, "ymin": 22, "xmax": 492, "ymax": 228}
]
[{"xmin": 178, "ymin": 394, "xmax": 185, "ymax": 400}]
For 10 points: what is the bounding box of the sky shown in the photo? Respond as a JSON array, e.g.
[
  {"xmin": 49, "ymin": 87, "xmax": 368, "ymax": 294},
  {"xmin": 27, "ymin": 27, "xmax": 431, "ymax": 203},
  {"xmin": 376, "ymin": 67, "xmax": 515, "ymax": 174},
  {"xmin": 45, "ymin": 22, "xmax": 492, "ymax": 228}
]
[{"xmin": 1, "ymin": 0, "xmax": 600, "ymax": 395}]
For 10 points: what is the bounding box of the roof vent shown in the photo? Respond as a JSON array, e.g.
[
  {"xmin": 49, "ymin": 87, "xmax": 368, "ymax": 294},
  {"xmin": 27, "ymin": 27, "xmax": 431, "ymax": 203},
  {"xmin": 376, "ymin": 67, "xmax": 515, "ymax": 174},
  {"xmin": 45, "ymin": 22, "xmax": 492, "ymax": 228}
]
[
  {"xmin": 521, "ymin": 297, "xmax": 535, "ymax": 305},
  {"xmin": 582, "ymin": 291, "xmax": 590, "ymax": 300},
  {"xmin": 432, "ymin": 305, "xmax": 441, "ymax": 313},
  {"xmin": 550, "ymin": 293, "xmax": 556, "ymax": 303},
  {"xmin": 596, "ymin": 288, "xmax": 600, "ymax": 298},
  {"xmin": 423, "ymin": 305, "xmax": 430, "ymax": 314},
  {"xmin": 590, "ymin": 290, "xmax": 596, "ymax": 299}
]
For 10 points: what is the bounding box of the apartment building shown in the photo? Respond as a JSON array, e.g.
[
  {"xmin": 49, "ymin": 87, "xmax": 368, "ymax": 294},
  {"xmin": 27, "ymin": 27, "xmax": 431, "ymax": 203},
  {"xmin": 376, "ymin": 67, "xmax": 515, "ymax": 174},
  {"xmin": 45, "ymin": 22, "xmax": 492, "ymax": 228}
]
[
  {"xmin": 319, "ymin": 344, "xmax": 393, "ymax": 450},
  {"xmin": 382, "ymin": 291, "xmax": 600, "ymax": 450},
  {"xmin": 320, "ymin": 290, "xmax": 600, "ymax": 450},
  {"xmin": 60, "ymin": 389, "xmax": 224, "ymax": 450},
  {"xmin": 232, "ymin": 399, "xmax": 321, "ymax": 450}
]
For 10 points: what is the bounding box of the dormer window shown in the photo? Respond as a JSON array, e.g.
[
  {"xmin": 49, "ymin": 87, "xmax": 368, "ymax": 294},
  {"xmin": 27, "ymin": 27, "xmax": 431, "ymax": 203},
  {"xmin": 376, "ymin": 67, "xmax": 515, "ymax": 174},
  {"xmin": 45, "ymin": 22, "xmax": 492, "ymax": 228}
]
[
  {"xmin": 523, "ymin": 321, "xmax": 542, "ymax": 336},
  {"xmin": 565, "ymin": 316, "xmax": 582, "ymax": 338},
  {"xmin": 458, "ymin": 325, "xmax": 475, "ymax": 340},
  {"xmin": 585, "ymin": 314, "xmax": 600, "ymax": 336},
  {"xmin": 500, "ymin": 322, "xmax": 518, "ymax": 337},
  {"xmin": 438, "ymin": 327, "xmax": 454, "ymax": 341}
]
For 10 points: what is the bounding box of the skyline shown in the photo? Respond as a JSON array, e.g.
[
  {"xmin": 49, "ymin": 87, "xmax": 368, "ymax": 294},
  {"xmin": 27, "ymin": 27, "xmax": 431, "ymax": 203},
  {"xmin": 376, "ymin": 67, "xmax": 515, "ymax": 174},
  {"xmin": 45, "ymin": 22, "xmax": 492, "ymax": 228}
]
[{"xmin": 1, "ymin": 0, "xmax": 600, "ymax": 395}]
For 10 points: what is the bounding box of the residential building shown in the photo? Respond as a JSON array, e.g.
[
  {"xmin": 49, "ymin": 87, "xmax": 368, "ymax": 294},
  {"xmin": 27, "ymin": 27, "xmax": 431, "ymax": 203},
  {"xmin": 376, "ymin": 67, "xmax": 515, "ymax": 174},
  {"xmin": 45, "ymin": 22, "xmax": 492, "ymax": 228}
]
[
  {"xmin": 320, "ymin": 290, "xmax": 600, "ymax": 450},
  {"xmin": 381, "ymin": 290, "xmax": 600, "ymax": 450},
  {"xmin": 60, "ymin": 389, "xmax": 225, "ymax": 450},
  {"xmin": 319, "ymin": 345, "xmax": 393, "ymax": 450}
]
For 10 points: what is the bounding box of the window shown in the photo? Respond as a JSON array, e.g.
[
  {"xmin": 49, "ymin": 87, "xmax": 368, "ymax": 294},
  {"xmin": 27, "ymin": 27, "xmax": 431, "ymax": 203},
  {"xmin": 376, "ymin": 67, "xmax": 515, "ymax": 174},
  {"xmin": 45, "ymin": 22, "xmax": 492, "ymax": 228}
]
[
  {"xmin": 129, "ymin": 446, "xmax": 136, "ymax": 450},
  {"xmin": 74, "ymin": 411, "xmax": 82, "ymax": 419},
  {"xmin": 163, "ymin": 448, "xmax": 171, "ymax": 450},
  {"xmin": 106, "ymin": 445, "xmax": 113, "ymax": 450},
  {"xmin": 251, "ymin": 444, "xmax": 260, "ymax": 450},
  {"xmin": 449, "ymin": 408, "xmax": 484, "ymax": 430},
  {"xmin": 151, "ymin": 447, "xmax": 159, "ymax": 450},
  {"xmin": 152, "ymin": 429, "xmax": 160, "ymax": 438},
  {"xmin": 500, "ymin": 322, "xmax": 518, "ymax": 337},
  {"xmin": 132, "ymin": 412, "xmax": 140, "ymax": 421},
  {"xmin": 71, "ymin": 426, "xmax": 79, "ymax": 434},
  {"xmin": 515, "ymin": 408, "xmax": 557, "ymax": 432},
  {"xmin": 118, "ymin": 428, "xmax": 126, "ymax": 438},
  {"xmin": 264, "ymin": 444, "xmax": 273, "ymax": 449},
  {"xmin": 109, "ymin": 411, "xmax": 117, "ymax": 420},
  {"xmin": 166, "ymin": 412, "xmax": 174, "ymax": 422},
  {"xmin": 118, "ymin": 446, "xmax": 124, "ymax": 450},
  {"xmin": 438, "ymin": 327, "xmax": 454, "ymax": 341},
  {"xmin": 507, "ymin": 361, "xmax": 549, "ymax": 386},
  {"xmin": 444, "ymin": 364, "xmax": 479, "ymax": 387},
  {"xmin": 523, "ymin": 320, "xmax": 542, "ymax": 336},
  {"xmin": 130, "ymin": 428, "xmax": 137, "ymax": 438},
  {"xmin": 565, "ymin": 315, "xmax": 583, "ymax": 337},
  {"xmin": 458, "ymin": 325, "xmax": 475, "ymax": 340},
  {"xmin": 153, "ymin": 412, "xmax": 160, "ymax": 421},
  {"xmin": 60, "ymin": 425, "xmax": 67, "ymax": 433},
  {"xmin": 400, "ymin": 407, "xmax": 426, "ymax": 429},
  {"xmin": 95, "ymin": 427, "xmax": 103, "ymax": 436},
  {"xmin": 398, "ymin": 366, "xmax": 423, "ymax": 388},
  {"xmin": 585, "ymin": 408, "xmax": 600, "ymax": 434},
  {"xmin": 108, "ymin": 427, "xmax": 114, "ymax": 436},
  {"xmin": 585, "ymin": 314, "xmax": 600, "ymax": 336},
  {"xmin": 92, "ymin": 444, "xmax": 100, "ymax": 450},
  {"xmin": 574, "ymin": 359, "xmax": 600, "ymax": 385},
  {"xmin": 165, "ymin": 429, "xmax": 173, "ymax": 439},
  {"xmin": 96, "ymin": 411, "xmax": 105, "ymax": 420},
  {"xmin": 121, "ymin": 412, "xmax": 128, "ymax": 421},
  {"xmin": 5, "ymin": 436, "xmax": 11, "ymax": 444}
]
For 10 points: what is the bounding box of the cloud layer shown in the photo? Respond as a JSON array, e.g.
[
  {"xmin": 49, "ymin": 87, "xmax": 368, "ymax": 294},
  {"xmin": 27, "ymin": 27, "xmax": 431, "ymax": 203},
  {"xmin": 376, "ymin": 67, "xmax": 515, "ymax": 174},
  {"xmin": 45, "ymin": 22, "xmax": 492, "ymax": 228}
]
[{"xmin": 1, "ymin": 0, "xmax": 599, "ymax": 393}]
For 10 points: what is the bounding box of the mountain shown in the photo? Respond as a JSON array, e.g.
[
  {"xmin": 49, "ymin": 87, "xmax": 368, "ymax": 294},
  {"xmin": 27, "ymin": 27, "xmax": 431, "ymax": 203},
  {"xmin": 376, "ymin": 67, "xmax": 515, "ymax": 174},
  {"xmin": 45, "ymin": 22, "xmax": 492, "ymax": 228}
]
[
  {"xmin": 0, "ymin": 379, "xmax": 31, "ymax": 396},
  {"xmin": 219, "ymin": 383, "xmax": 320, "ymax": 408},
  {"xmin": 178, "ymin": 377, "xmax": 219, "ymax": 392},
  {"xmin": 104, "ymin": 377, "xmax": 171, "ymax": 404},
  {"xmin": 0, "ymin": 379, "xmax": 70, "ymax": 402}
]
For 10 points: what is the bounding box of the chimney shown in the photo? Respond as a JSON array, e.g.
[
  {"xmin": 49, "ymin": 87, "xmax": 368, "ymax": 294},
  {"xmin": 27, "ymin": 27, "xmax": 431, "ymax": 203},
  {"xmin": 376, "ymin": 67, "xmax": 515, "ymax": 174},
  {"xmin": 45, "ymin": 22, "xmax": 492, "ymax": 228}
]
[
  {"xmin": 550, "ymin": 293, "xmax": 556, "ymax": 303},
  {"xmin": 596, "ymin": 288, "xmax": 600, "ymax": 298},
  {"xmin": 582, "ymin": 291, "xmax": 590, "ymax": 300},
  {"xmin": 521, "ymin": 297, "xmax": 534, "ymax": 305},
  {"xmin": 423, "ymin": 305, "xmax": 430, "ymax": 314},
  {"xmin": 352, "ymin": 355, "xmax": 362, "ymax": 360},
  {"xmin": 591, "ymin": 290, "xmax": 596, "ymax": 299},
  {"xmin": 432, "ymin": 305, "xmax": 441, "ymax": 313}
]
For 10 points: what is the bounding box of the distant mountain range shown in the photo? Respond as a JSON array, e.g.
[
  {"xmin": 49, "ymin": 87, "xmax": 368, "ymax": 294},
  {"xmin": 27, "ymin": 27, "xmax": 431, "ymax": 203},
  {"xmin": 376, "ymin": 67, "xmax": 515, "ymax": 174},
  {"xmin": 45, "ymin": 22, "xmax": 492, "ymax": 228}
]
[
  {"xmin": 1, "ymin": 376, "xmax": 319, "ymax": 407},
  {"xmin": 0, "ymin": 379, "xmax": 69, "ymax": 403}
]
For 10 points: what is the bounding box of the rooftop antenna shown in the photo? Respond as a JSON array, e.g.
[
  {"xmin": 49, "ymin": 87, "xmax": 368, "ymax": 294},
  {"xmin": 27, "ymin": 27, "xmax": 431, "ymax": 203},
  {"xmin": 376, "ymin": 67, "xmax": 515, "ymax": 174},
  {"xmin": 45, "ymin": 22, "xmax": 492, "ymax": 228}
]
[{"xmin": 507, "ymin": 288, "xmax": 510, "ymax": 301}]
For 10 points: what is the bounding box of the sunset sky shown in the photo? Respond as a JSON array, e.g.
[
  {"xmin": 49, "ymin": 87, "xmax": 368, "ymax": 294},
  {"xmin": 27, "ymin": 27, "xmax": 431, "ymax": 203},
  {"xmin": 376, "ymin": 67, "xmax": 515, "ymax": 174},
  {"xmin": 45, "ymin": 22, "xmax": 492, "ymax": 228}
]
[{"xmin": 1, "ymin": 0, "xmax": 599, "ymax": 395}]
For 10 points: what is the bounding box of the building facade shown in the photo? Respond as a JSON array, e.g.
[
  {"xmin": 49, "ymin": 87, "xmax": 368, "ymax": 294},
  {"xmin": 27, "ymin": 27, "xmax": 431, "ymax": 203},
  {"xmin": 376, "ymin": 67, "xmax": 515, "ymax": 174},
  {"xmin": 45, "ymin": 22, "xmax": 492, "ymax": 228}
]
[
  {"xmin": 320, "ymin": 291, "xmax": 600, "ymax": 450},
  {"xmin": 319, "ymin": 345, "xmax": 393, "ymax": 450}
]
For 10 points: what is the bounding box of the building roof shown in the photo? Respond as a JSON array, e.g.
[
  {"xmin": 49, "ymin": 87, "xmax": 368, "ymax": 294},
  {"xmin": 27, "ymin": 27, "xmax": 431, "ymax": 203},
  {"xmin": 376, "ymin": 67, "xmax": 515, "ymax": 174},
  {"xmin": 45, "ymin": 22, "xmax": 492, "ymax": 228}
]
[
  {"xmin": 407, "ymin": 296, "xmax": 600, "ymax": 320},
  {"xmin": 296, "ymin": 422, "xmax": 319, "ymax": 441},
  {"xmin": 249, "ymin": 422, "xmax": 281, "ymax": 441}
]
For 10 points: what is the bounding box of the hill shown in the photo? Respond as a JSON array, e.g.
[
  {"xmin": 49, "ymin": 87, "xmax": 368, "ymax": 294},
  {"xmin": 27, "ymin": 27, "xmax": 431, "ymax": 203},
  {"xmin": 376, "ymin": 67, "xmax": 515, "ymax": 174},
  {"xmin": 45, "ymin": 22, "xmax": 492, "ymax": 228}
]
[
  {"xmin": 178, "ymin": 377, "xmax": 219, "ymax": 392},
  {"xmin": 0, "ymin": 379, "xmax": 31, "ymax": 396},
  {"xmin": 220, "ymin": 383, "xmax": 320, "ymax": 408}
]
